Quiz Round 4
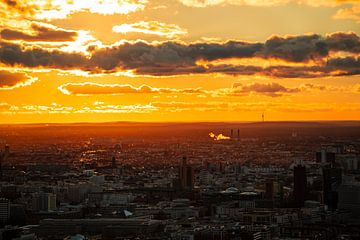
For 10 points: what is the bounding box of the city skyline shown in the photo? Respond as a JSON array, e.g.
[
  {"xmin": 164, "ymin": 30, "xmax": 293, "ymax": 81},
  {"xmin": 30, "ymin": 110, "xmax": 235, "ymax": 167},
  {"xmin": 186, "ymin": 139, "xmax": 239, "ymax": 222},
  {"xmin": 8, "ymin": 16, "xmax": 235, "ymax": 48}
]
[{"xmin": 1, "ymin": 0, "xmax": 360, "ymax": 123}]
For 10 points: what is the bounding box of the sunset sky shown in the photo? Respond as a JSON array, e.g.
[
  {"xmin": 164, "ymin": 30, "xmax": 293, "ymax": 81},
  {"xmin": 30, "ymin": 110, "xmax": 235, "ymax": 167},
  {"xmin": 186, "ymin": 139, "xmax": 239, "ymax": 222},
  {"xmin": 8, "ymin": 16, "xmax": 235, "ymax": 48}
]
[{"xmin": 1, "ymin": 0, "xmax": 360, "ymax": 123}]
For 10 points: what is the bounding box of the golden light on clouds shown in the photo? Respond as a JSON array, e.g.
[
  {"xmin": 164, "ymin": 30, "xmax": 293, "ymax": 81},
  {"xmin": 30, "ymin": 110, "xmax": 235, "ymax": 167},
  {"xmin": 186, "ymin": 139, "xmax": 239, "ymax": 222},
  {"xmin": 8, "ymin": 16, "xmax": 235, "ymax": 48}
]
[
  {"xmin": 0, "ymin": 0, "xmax": 147, "ymax": 20},
  {"xmin": 0, "ymin": 0, "xmax": 360, "ymax": 123}
]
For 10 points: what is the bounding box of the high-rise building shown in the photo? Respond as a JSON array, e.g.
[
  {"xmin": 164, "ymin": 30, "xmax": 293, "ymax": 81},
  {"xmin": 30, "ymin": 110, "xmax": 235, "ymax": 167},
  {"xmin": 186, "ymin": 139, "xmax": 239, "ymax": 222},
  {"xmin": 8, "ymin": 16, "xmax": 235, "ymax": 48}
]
[
  {"xmin": 316, "ymin": 149, "xmax": 335, "ymax": 164},
  {"xmin": 293, "ymin": 160, "xmax": 307, "ymax": 207},
  {"xmin": 0, "ymin": 198, "xmax": 10, "ymax": 223},
  {"xmin": 179, "ymin": 156, "xmax": 194, "ymax": 190},
  {"xmin": 33, "ymin": 193, "xmax": 57, "ymax": 212},
  {"xmin": 323, "ymin": 165, "xmax": 342, "ymax": 210},
  {"xmin": 265, "ymin": 179, "xmax": 284, "ymax": 207},
  {"xmin": 0, "ymin": 145, "xmax": 10, "ymax": 180},
  {"xmin": 111, "ymin": 156, "xmax": 117, "ymax": 169}
]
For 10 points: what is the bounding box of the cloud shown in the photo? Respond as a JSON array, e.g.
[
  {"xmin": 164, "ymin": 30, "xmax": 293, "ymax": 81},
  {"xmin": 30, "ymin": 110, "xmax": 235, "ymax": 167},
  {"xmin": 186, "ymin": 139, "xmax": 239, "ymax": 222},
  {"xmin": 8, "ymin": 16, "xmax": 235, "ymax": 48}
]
[
  {"xmin": 0, "ymin": 102, "xmax": 157, "ymax": 114},
  {"xmin": 0, "ymin": 0, "xmax": 147, "ymax": 20},
  {"xmin": 1, "ymin": 32, "xmax": 360, "ymax": 77},
  {"xmin": 0, "ymin": 70, "xmax": 37, "ymax": 89},
  {"xmin": 334, "ymin": 4, "xmax": 360, "ymax": 23},
  {"xmin": 327, "ymin": 56, "xmax": 360, "ymax": 69},
  {"xmin": 0, "ymin": 41, "xmax": 88, "ymax": 69},
  {"xmin": 177, "ymin": 0, "xmax": 360, "ymax": 25},
  {"xmin": 2, "ymin": 100, "xmax": 360, "ymax": 116},
  {"xmin": 89, "ymin": 40, "xmax": 262, "ymax": 71},
  {"xmin": 113, "ymin": 21, "xmax": 187, "ymax": 38},
  {"xmin": 178, "ymin": 0, "xmax": 288, "ymax": 8},
  {"xmin": 177, "ymin": 0, "xmax": 358, "ymax": 8},
  {"xmin": 0, "ymin": 23, "xmax": 78, "ymax": 42},
  {"xmin": 59, "ymin": 81, "xmax": 319, "ymax": 98},
  {"xmin": 230, "ymin": 82, "xmax": 300, "ymax": 97},
  {"xmin": 58, "ymin": 82, "xmax": 204, "ymax": 95},
  {"xmin": 353, "ymin": 84, "xmax": 360, "ymax": 93},
  {"xmin": 150, "ymin": 101, "xmax": 340, "ymax": 113}
]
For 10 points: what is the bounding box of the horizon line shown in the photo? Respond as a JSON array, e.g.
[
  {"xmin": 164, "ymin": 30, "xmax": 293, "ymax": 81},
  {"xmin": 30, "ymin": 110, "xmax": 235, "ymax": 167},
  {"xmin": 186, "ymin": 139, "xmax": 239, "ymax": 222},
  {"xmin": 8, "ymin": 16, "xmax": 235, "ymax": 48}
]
[{"xmin": 1, "ymin": 119, "xmax": 360, "ymax": 126}]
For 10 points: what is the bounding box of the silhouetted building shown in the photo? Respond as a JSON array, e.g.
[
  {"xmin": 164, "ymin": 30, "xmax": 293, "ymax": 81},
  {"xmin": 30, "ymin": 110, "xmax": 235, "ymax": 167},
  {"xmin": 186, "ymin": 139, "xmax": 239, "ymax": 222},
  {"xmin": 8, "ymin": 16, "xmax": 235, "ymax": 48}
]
[
  {"xmin": 0, "ymin": 198, "xmax": 10, "ymax": 223},
  {"xmin": 179, "ymin": 156, "xmax": 194, "ymax": 190},
  {"xmin": 316, "ymin": 150, "xmax": 335, "ymax": 164},
  {"xmin": 293, "ymin": 161, "xmax": 307, "ymax": 207},
  {"xmin": 0, "ymin": 145, "xmax": 10, "ymax": 180},
  {"xmin": 33, "ymin": 193, "xmax": 57, "ymax": 212},
  {"xmin": 265, "ymin": 179, "xmax": 283, "ymax": 206},
  {"xmin": 111, "ymin": 156, "xmax": 117, "ymax": 169},
  {"xmin": 323, "ymin": 165, "xmax": 342, "ymax": 210}
]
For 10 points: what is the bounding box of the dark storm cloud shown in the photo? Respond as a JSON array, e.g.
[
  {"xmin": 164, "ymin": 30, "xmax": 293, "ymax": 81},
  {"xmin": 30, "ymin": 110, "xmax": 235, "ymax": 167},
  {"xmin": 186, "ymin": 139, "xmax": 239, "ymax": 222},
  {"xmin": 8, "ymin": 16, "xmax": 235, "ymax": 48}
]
[
  {"xmin": 1, "ymin": 32, "xmax": 360, "ymax": 77},
  {"xmin": 1, "ymin": 24, "xmax": 78, "ymax": 42}
]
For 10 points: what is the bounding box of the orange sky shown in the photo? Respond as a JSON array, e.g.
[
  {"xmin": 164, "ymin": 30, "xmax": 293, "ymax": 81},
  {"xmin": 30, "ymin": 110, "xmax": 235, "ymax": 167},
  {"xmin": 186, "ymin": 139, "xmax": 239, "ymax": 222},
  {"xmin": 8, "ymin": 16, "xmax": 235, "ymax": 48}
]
[{"xmin": 0, "ymin": 0, "xmax": 360, "ymax": 123}]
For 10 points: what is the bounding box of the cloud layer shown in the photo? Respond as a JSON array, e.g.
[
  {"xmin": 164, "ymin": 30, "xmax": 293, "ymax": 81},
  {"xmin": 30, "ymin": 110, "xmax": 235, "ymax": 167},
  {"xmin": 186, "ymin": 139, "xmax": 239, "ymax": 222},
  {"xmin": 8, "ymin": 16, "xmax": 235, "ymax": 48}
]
[
  {"xmin": 0, "ymin": 23, "xmax": 78, "ymax": 42},
  {"xmin": 58, "ymin": 82, "xmax": 314, "ymax": 97},
  {"xmin": 58, "ymin": 82, "xmax": 203, "ymax": 95},
  {"xmin": 1, "ymin": 32, "xmax": 360, "ymax": 77}
]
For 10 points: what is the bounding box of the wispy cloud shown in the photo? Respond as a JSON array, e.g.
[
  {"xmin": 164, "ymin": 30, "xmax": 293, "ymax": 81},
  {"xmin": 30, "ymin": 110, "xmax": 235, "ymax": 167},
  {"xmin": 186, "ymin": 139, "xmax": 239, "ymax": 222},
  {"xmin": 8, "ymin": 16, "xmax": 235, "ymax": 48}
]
[
  {"xmin": 0, "ymin": 22, "xmax": 78, "ymax": 42},
  {"xmin": 113, "ymin": 21, "xmax": 187, "ymax": 38},
  {"xmin": 58, "ymin": 82, "xmax": 203, "ymax": 95}
]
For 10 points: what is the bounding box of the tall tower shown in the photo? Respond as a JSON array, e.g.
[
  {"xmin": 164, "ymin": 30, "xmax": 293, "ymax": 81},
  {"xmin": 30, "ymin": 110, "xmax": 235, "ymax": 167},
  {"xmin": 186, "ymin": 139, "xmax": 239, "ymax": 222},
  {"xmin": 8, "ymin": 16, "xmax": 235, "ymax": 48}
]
[
  {"xmin": 293, "ymin": 160, "xmax": 307, "ymax": 207},
  {"xmin": 111, "ymin": 156, "xmax": 117, "ymax": 169},
  {"xmin": 262, "ymin": 112, "xmax": 265, "ymax": 122},
  {"xmin": 0, "ymin": 198, "xmax": 10, "ymax": 223},
  {"xmin": 179, "ymin": 156, "xmax": 194, "ymax": 190},
  {"xmin": 323, "ymin": 165, "xmax": 342, "ymax": 210},
  {"xmin": 0, "ymin": 145, "xmax": 10, "ymax": 180}
]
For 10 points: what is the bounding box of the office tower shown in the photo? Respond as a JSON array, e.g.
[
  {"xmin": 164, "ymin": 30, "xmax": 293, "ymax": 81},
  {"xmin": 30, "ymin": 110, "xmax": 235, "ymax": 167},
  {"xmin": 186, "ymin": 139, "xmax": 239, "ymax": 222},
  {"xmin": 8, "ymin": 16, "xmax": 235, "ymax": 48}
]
[
  {"xmin": 0, "ymin": 145, "xmax": 10, "ymax": 180},
  {"xmin": 179, "ymin": 156, "xmax": 194, "ymax": 190},
  {"xmin": 293, "ymin": 160, "xmax": 307, "ymax": 207},
  {"xmin": 111, "ymin": 156, "xmax": 117, "ymax": 169},
  {"xmin": 316, "ymin": 149, "xmax": 335, "ymax": 164},
  {"xmin": 265, "ymin": 179, "xmax": 284, "ymax": 206},
  {"xmin": 0, "ymin": 198, "xmax": 10, "ymax": 223},
  {"xmin": 338, "ymin": 183, "xmax": 360, "ymax": 217},
  {"xmin": 265, "ymin": 179, "xmax": 274, "ymax": 199},
  {"xmin": 34, "ymin": 193, "xmax": 57, "ymax": 212},
  {"xmin": 323, "ymin": 165, "xmax": 342, "ymax": 210}
]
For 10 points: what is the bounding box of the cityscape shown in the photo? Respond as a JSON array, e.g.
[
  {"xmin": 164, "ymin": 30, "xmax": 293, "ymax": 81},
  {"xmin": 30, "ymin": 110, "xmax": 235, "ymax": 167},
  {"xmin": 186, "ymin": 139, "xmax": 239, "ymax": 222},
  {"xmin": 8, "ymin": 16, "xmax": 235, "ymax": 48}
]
[
  {"xmin": 1, "ymin": 0, "xmax": 360, "ymax": 239},
  {"xmin": 0, "ymin": 122, "xmax": 359, "ymax": 239}
]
